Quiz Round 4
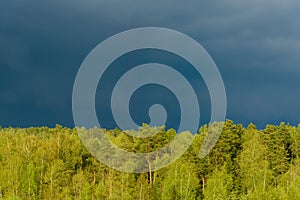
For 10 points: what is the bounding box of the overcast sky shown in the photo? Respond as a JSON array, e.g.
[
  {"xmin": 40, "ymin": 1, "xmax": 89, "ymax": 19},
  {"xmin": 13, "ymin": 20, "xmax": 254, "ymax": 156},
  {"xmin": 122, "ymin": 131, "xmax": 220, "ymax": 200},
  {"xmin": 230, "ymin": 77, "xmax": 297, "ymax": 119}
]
[{"xmin": 1, "ymin": 0, "xmax": 300, "ymax": 129}]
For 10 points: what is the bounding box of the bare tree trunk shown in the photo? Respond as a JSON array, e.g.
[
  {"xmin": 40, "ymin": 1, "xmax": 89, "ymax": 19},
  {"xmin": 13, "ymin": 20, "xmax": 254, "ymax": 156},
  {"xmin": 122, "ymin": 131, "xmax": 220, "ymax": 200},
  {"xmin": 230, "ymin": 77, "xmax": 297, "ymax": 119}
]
[
  {"xmin": 201, "ymin": 175, "xmax": 205, "ymax": 193},
  {"xmin": 139, "ymin": 182, "xmax": 143, "ymax": 200},
  {"xmin": 93, "ymin": 158, "xmax": 97, "ymax": 185},
  {"xmin": 147, "ymin": 139, "xmax": 152, "ymax": 187},
  {"xmin": 153, "ymin": 152, "xmax": 159, "ymax": 185},
  {"xmin": 147, "ymin": 158, "xmax": 152, "ymax": 186}
]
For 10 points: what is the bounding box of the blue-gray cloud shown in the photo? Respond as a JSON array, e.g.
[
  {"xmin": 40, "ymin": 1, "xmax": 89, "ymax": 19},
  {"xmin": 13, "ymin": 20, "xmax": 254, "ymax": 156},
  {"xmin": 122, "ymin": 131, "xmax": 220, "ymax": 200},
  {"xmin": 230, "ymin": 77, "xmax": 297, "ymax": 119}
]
[{"xmin": 0, "ymin": 0, "xmax": 300, "ymax": 128}]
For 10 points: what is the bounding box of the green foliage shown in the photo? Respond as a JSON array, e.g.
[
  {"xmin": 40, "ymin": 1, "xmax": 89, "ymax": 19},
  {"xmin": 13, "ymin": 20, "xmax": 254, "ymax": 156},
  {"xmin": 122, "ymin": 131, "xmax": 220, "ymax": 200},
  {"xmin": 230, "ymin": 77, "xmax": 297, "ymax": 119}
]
[
  {"xmin": 0, "ymin": 121, "xmax": 299, "ymax": 199},
  {"xmin": 204, "ymin": 165, "xmax": 235, "ymax": 200}
]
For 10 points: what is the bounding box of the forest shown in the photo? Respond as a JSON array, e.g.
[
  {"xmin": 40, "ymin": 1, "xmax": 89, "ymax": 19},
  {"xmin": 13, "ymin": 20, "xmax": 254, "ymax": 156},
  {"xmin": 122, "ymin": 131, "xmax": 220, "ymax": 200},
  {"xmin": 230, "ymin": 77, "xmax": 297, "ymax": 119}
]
[{"xmin": 0, "ymin": 120, "xmax": 300, "ymax": 199}]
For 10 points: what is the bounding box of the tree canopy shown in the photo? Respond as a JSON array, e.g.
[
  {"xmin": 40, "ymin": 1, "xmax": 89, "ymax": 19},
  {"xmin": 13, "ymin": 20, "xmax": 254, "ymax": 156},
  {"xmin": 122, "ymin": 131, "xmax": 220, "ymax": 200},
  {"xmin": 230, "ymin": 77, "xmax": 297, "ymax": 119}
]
[{"xmin": 0, "ymin": 120, "xmax": 300, "ymax": 199}]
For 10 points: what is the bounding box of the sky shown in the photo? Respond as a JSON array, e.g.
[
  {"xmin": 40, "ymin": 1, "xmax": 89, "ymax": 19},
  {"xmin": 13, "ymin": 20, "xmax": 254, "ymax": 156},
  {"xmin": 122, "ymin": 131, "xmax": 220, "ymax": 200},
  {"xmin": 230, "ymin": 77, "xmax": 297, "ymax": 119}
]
[{"xmin": 1, "ymin": 0, "xmax": 300, "ymax": 129}]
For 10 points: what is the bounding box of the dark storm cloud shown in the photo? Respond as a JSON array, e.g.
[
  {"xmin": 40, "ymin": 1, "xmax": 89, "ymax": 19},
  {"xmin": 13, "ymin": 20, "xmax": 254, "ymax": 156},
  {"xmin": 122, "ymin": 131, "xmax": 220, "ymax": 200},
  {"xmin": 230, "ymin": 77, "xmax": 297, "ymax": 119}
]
[{"xmin": 0, "ymin": 0, "xmax": 300, "ymax": 128}]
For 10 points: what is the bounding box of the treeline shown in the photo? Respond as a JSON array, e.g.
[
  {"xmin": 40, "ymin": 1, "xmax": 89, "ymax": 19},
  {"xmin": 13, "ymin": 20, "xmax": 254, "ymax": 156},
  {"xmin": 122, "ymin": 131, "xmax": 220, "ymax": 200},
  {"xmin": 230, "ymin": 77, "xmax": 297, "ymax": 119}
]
[{"xmin": 0, "ymin": 120, "xmax": 300, "ymax": 199}]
